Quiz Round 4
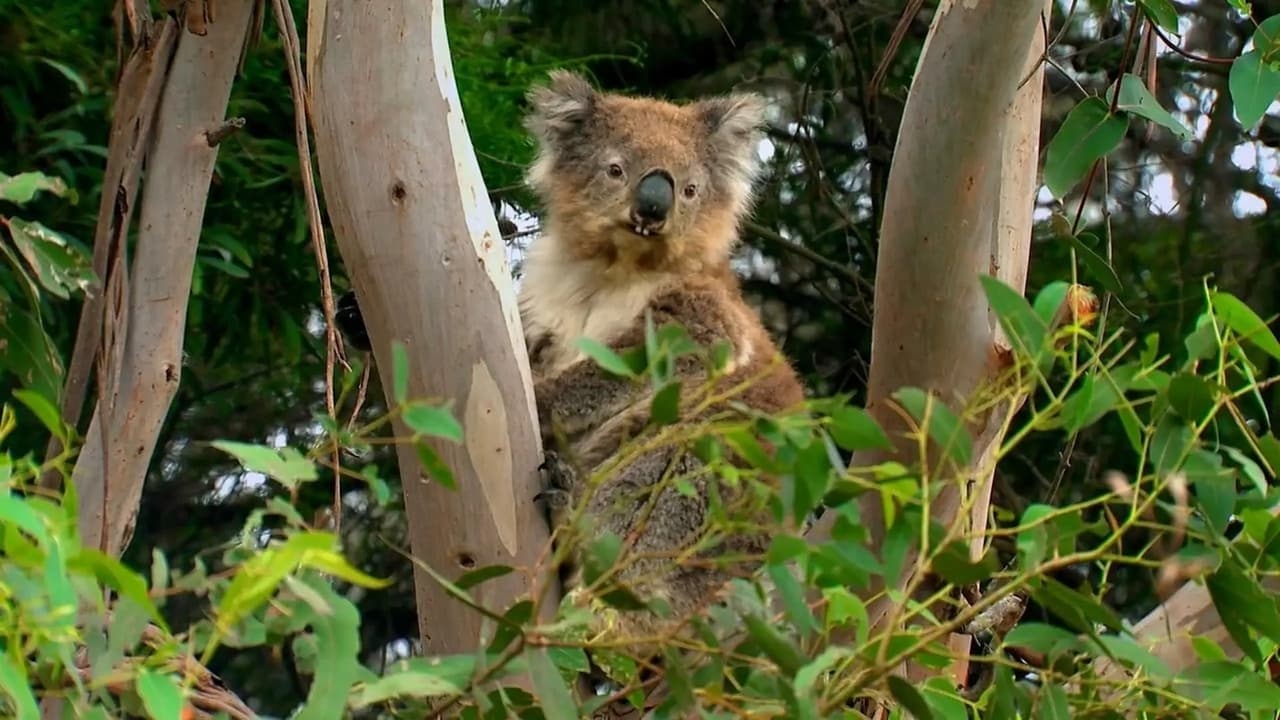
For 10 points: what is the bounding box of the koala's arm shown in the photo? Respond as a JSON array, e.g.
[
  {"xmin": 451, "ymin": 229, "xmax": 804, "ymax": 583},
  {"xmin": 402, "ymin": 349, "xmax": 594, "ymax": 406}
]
[{"xmin": 535, "ymin": 285, "xmax": 737, "ymax": 438}]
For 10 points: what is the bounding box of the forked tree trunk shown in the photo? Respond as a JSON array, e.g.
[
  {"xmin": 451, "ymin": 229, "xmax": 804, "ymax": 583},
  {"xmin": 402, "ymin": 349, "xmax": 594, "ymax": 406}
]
[
  {"xmin": 307, "ymin": 0, "xmax": 556, "ymax": 655},
  {"xmin": 805, "ymin": 0, "xmax": 1050, "ymax": 684},
  {"xmin": 69, "ymin": 0, "xmax": 258, "ymax": 559}
]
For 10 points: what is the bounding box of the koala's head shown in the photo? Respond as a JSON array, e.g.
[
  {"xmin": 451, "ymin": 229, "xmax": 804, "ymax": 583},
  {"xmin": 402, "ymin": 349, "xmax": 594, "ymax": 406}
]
[{"xmin": 524, "ymin": 70, "xmax": 768, "ymax": 273}]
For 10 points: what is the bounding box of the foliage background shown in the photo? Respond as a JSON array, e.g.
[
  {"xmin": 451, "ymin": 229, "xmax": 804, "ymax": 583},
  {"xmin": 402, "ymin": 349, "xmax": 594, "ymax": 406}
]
[{"xmin": 2, "ymin": 0, "xmax": 1279, "ymax": 714}]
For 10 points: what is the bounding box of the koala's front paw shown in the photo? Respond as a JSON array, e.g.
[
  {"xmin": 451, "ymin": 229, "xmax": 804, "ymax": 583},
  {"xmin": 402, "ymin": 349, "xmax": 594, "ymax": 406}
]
[{"xmin": 534, "ymin": 450, "xmax": 578, "ymax": 515}]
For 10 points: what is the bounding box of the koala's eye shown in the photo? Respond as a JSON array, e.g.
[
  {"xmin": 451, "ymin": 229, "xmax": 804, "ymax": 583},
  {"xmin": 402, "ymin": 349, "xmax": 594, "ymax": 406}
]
[
  {"xmin": 607, "ymin": 163, "xmax": 624, "ymax": 179},
  {"xmin": 682, "ymin": 183, "xmax": 697, "ymax": 199}
]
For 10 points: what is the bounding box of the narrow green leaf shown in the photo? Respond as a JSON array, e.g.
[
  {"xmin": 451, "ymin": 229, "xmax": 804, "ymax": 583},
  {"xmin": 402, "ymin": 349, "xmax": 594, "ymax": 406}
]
[
  {"xmin": 12, "ymin": 388, "xmax": 68, "ymax": 442},
  {"xmin": 0, "ymin": 652, "xmax": 39, "ymax": 720},
  {"xmin": 136, "ymin": 669, "xmax": 184, "ymax": 720},
  {"xmin": 1109, "ymin": 73, "xmax": 1191, "ymax": 139},
  {"xmin": 1042, "ymin": 97, "xmax": 1128, "ymax": 198},
  {"xmin": 415, "ymin": 443, "xmax": 458, "ymax": 491},
  {"xmin": 980, "ymin": 275, "xmax": 1048, "ymax": 360},
  {"xmin": 391, "ymin": 341, "xmax": 410, "ymax": 404},
  {"xmin": 649, "ymin": 379, "xmax": 681, "ymax": 425},
  {"xmin": 1063, "ymin": 232, "xmax": 1122, "ymax": 294},
  {"xmin": 893, "ymin": 387, "xmax": 972, "ymax": 466},
  {"xmin": 575, "ymin": 337, "xmax": 637, "ymax": 377},
  {"xmin": 5, "ymin": 218, "xmax": 94, "ymax": 300},
  {"xmin": 0, "ymin": 304, "xmax": 65, "ymax": 407},
  {"xmin": 1212, "ymin": 291, "xmax": 1280, "ymax": 360},
  {"xmin": 403, "ymin": 402, "xmax": 464, "ymax": 442},
  {"xmin": 886, "ymin": 676, "xmax": 934, "ymax": 720},
  {"xmin": 455, "ymin": 564, "xmax": 514, "ymax": 590},
  {"xmin": 1036, "ymin": 684, "xmax": 1070, "ymax": 720},
  {"xmin": 743, "ymin": 614, "xmax": 805, "ymax": 674},
  {"xmin": 931, "ymin": 540, "xmax": 998, "ymax": 586},
  {"xmin": 825, "ymin": 405, "xmax": 890, "ymax": 451},
  {"xmin": 526, "ymin": 647, "xmax": 578, "ymax": 720},
  {"xmin": 293, "ymin": 578, "xmax": 364, "ymax": 720}
]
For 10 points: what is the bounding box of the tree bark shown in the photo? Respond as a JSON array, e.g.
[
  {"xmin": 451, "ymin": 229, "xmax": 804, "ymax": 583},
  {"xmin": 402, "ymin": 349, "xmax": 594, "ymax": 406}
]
[
  {"xmin": 70, "ymin": 0, "xmax": 258, "ymax": 559},
  {"xmin": 805, "ymin": 0, "xmax": 1049, "ymax": 679},
  {"xmin": 307, "ymin": 0, "xmax": 555, "ymax": 655}
]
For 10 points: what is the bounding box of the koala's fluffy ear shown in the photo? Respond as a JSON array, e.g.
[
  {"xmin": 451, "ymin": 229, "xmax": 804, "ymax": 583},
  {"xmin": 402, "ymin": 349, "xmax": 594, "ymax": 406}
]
[
  {"xmin": 524, "ymin": 70, "xmax": 596, "ymax": 146},
  {"xmin": 696, "ymin": 93, "xmax": 769, "ymax": 194}
]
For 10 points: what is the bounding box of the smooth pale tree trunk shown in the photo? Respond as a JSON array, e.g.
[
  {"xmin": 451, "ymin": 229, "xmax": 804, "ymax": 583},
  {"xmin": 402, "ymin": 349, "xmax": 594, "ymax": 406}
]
[
  {"xmin": 805, "ymin": 0, "xmax": 1049, "ymax": 685},
  {"xmin": 307, "ymin": 0, "xmax": 555, "ymax": 655},
  {"xmin": 70, "ymin": 0, "xmax": 258, "ymax": 559}
]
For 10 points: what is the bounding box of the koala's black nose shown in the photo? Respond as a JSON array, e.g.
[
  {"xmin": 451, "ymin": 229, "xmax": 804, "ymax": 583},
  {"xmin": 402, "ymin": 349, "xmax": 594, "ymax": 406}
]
[{"xmin": 633, "ymin": 170, "xmax": 674, "ymax": 225}]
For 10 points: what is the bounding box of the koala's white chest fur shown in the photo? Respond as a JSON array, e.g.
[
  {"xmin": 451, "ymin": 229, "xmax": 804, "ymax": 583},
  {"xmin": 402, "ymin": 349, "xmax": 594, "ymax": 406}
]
[{"xmin": 519, "ymin": 240, "xmax": 666, "ymax": 374}]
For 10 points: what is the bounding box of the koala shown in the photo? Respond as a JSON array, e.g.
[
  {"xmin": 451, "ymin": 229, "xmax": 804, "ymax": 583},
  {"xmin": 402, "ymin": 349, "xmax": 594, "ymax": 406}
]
[{"xmin": 519, "ymin": 70, "xmax": 807, "ymax": 648}]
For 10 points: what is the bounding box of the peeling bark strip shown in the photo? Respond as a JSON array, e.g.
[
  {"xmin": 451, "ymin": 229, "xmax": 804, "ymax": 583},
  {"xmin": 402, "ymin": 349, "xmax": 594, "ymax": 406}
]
[
  {"xmin": 70, "ymin": 0, "xmax": 259, "ymax": 559},
  {"xmin": 41, "ymin": 15, "xmax": 180, "ymax": 490},
  {"xmin": 308, "ymin": 1, "xmax": 555, "ymax": 654}
]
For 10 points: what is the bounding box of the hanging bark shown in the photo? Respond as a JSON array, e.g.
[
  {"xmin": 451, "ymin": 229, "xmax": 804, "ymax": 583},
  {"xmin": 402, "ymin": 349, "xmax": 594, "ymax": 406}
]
[
  {"xmin": 70, "ymin": 0, "xmax": 259, "ymax": 559},
  {"xmin": 307, "ymin": 0, "xmax": 555, "ymax": 654}
]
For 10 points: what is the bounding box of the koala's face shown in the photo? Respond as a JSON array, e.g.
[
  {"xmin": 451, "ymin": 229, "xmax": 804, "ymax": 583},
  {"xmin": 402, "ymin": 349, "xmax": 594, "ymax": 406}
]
[{"xmin": 524, "ymin": 71, "xmax": 767, "ymax": 271}]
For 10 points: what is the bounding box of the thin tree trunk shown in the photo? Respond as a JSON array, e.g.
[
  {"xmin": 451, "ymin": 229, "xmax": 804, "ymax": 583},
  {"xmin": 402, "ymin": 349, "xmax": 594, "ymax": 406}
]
[
  {"xmin": 805, "ymin": 0, "xmax": 1048, "ymax": 682},
  {"xmin": 307, "ymin": 0, "xmax": 556, "ymax": 655},
  {"xmin": 70, "ymin": 0, "xmax": 258, "ymax": 559}
]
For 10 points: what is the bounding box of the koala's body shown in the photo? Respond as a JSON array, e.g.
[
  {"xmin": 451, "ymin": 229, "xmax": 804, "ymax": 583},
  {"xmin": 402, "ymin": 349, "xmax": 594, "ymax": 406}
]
[{"xmin": 520, "ymin": 71, "xmax": 806, "ymax": 646}]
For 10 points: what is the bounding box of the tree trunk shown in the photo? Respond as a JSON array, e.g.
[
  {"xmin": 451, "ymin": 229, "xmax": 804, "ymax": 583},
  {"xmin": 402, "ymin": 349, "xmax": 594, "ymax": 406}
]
[
  {"xmin": 70, "ymin": 0, "xmax": 258, "ymax": 559},
  {"xmin": 307, "ymin": 0, "xmax": 556, "ymax": 655},
  {"xmin": 805, "ymin": 0, "xmax": 1049, "ymax": 682}
]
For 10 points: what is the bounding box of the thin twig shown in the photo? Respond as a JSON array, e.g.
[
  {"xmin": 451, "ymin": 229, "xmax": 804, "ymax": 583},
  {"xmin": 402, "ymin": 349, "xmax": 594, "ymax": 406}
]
[{"xmin": 272, "ymin": 0, "xmax": 346, "ymax": 532}]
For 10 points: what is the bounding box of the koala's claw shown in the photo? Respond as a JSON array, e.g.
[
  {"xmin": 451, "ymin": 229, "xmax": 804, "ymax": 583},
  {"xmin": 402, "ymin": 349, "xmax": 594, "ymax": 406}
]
[{"xmin": 538, "ymin": 450, "xmax": 579, "ymax": 491}]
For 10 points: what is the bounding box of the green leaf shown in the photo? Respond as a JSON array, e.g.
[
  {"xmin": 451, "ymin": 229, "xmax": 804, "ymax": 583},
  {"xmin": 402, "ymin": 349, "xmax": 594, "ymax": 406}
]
[
  {"xmin": 1107, "ymin": 73, "xmax": 1191, "ymax": 140},
  {"xmin": 1176, "ymin": 659, "xmax": 1280, "ymax": 712},
  {"xmin": 403, "ymin": 402, "xmax": 464, "ymax": 442},
  {"xmin": 1206, "ymin": 559, "xmax": 1280, "ymax": 657},
  {"xmin": 980, "ymin": 275, "xmax": 1048, "ymax": 360},
  {"xmin": 575, "ymin": 337, "xmax": 637, "ymax": 377},
  {"xmin": 136, "ymin": 670, "xmax": 185, "ymax": 720},
  {"xmin": 649, "ymin": 379, "xmax": 681, "ymax": 426},
  {"xmin": 0, "ymin": 171, "xmax": 70, "ymax": 205},
  {"xmin": 391, "ymin": 341, "xmax": 410, "ymax": 403},
  {"xmin": 1136, "ymin": 0, "xmax": 1178, "ymax": 33},
  {"xmin": 893, "ymin": 387, "xmax": 972, "ymax": 466},
  {"xmin": 301, "ymin": 548, "xmax": 393, "ymax": 590},
  {"xmin": 0, "ymin": 652, "xmax": 39, "ymax": 720},
  {"xmin": 1166, "ymin": 372, "xmax": 1217, "ymax": 422},
  {"xmin": 767, "ymin": 562, "xmax": 818, "ymax": 637},
  {"xmin": 1212, "ymin": 290, "xmax": 1280, "ymax": 360},
  {"xmin": 526, "ymin": 647, "xmax": 578, "ymax": 720},
  {"xmin": 1063, "ymin": 232, "xmax": 1122, "ymax": 294},
  {"xmin": 825, "ymin": 405, "xmax": 890, "ymax": 451},
  {"xmin": 12, "ymin": 388, "xmax": 68, "ymax": 442},
  {"xmin": 5, "ymin": 218, "xmax": 94, "ymax": 300},
  {"xmin": 886, "ymin": 675, "xmax": 934, "ymax": 720},
  {"xmin": 1030, "ymin": 577, "xmax": 1124, "ymax": 634},
  {"xmin": 68, "ymin": 549, "xmax": 167, "ymax": 630},
  {"xmin": 0, "ymin": 304, "xmax": 65, "ymax": 407},
  {"xmin": 1003, "ymin": 622, "xmax": 1081, "ymax": 657},
  {"xmin": 1092, "ymin": 634, "xmax": 1171, "ymax": 679},
  {"xmin": 292, "ymin": 577, "xmax": 364, "ymax": 720},
  {"xmin": 1036, "ymin": 684, "xmax": 1070, "ymax": 720},
  {"xmin": 210, "ymin": 440, "xmax": 318, "ymax": 490},
  {"xmin": 349, "ymin": 664, "xmax": 464, "ymax": 707},
  {"xmin": 1229, "ymin": 16, "xmax": 1280, "ymax": 128},
  {"xmin": 455, "ymin": 564, "xmax": 514, "ymax": 590},
  {"xmin": 583, "ymin": 531, "xmax": 622, "ymax": 586},
  {"xmin": 931, "ymin": 540, "xmax": 998, "ymax": 586},
  {"xmin": 743, "ymin": 614, "xmax": 805, "ymax": 675},
  {"xmin": 1042, "ymin": 96, "xmax": 1128, "ymax": 198},
  {"xmin": 415, "ymin": 442, "xmax": 458, "ymax": 491}
]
